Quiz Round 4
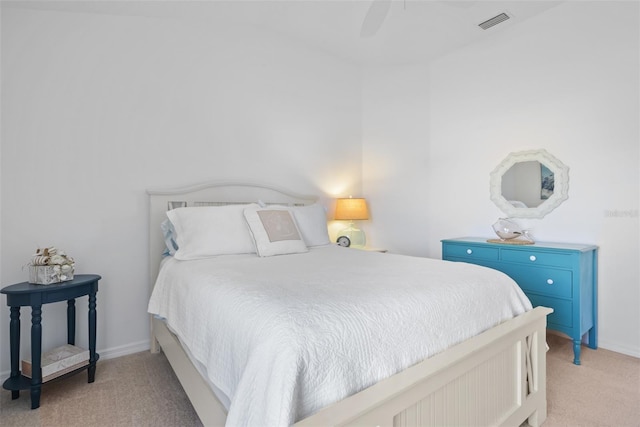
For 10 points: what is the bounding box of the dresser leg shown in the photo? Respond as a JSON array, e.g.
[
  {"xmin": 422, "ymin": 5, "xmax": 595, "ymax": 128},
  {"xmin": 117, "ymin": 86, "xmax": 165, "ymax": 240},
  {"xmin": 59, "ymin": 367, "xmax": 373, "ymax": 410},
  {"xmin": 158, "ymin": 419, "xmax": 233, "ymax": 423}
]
[
  {"xmin": 572, "ymin": 339, "xmax": 581, "ymax": 365},
  {"xmin": 587, "ymin": 327, "xmax": 598, "ymax": 349}
]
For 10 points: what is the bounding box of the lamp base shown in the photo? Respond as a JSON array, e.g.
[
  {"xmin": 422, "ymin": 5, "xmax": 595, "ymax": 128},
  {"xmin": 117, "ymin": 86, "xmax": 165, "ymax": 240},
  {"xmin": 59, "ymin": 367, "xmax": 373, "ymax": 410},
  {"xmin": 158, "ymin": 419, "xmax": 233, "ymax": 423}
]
[{"xmin": 337, "ymin": 224, "xmax": 366, "ymax": 248}]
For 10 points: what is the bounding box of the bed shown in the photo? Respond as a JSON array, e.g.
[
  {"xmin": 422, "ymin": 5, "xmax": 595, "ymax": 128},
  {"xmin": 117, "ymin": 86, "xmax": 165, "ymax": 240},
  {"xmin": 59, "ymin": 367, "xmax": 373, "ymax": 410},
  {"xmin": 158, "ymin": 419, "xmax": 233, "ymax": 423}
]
[{"xmin": 147, "ymin": 180, "xmax": 552, "ymax": 427}]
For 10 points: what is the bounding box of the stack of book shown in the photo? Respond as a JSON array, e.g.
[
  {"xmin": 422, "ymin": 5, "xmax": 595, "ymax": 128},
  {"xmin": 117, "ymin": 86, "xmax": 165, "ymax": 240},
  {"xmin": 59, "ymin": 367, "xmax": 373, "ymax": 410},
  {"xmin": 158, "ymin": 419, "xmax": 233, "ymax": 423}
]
[{"xmin": 22, "ymin": 344, "xmax": 89, "ymax": 382}]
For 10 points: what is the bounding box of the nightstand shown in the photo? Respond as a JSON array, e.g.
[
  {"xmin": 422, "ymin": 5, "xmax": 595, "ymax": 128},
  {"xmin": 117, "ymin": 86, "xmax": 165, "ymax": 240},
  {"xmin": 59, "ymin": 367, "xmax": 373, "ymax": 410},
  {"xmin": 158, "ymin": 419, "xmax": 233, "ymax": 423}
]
[
  {"xmin": 1, "ymin": 274, "xmax": 101, "ymax": 409},
  {"xmin": 352, "ymin": 246, "xmax": 388, "ymax": 253}
]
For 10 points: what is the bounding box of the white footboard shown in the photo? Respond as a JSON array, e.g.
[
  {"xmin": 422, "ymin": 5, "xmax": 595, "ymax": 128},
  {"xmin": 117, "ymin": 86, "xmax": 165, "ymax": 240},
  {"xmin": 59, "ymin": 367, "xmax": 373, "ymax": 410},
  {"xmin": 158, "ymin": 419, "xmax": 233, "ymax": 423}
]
[{"xmin": 295, "ymin": 306, "xmax": 552, "ymax": 427}]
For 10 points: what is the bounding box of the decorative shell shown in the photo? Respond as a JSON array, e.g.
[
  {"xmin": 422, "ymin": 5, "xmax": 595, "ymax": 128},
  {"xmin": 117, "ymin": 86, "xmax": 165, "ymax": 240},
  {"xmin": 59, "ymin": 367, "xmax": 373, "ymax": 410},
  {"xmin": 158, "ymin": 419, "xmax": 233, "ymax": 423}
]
[
  {"xmin": 32, "ymin": 247, "xmax": 73, "ymax": 265},
  {"xmin": 492, "ymin": 218, "xmax": 524, "ymax": 240}
]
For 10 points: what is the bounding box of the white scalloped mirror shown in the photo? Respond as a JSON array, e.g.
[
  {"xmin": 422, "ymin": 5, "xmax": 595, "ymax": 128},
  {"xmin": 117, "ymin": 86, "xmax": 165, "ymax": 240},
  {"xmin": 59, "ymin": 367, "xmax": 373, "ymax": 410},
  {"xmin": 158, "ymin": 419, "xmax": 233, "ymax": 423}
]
[{"xmin": 490, "ymin": 149, "xmax": 569, "ymax": 218}]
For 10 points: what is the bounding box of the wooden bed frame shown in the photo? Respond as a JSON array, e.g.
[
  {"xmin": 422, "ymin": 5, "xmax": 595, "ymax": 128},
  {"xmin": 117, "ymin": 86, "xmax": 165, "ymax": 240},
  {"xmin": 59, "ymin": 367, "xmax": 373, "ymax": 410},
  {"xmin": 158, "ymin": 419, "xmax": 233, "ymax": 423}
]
[{"xmin": 147, "ymin": 180, "xmax": 552, "ymax": 427}]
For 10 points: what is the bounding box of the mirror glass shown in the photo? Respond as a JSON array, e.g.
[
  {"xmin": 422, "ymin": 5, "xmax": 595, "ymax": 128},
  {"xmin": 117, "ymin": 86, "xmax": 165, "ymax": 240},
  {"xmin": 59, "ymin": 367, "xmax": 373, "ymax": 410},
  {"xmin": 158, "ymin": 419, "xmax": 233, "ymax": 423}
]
[
  {"xmin": 501, "ymin": 161, "xmax": 553, "ymax": 208},
  {"xmin": 490, "ymin": 149, "xmax": 569, "ymax": 218}
]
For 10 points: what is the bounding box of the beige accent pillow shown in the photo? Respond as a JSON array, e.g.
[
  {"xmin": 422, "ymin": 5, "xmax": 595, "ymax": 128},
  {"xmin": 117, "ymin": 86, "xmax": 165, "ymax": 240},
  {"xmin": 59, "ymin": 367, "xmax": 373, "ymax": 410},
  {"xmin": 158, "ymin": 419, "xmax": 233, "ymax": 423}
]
[
  {"xmin": 259, "ymin": 203, "xmax": 330, "ymax": 247},
  {"xmin": 244, "ymin": 207, "xmax": 308, "ymax": 257}
]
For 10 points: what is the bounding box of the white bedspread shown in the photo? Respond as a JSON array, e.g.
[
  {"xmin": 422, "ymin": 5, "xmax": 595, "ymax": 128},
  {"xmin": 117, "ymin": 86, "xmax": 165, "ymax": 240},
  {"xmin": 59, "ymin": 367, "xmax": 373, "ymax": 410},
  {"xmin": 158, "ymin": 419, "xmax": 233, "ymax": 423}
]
[{"xmin": 148, "ymin": 245, "xmax": 532, "ymax": 427}]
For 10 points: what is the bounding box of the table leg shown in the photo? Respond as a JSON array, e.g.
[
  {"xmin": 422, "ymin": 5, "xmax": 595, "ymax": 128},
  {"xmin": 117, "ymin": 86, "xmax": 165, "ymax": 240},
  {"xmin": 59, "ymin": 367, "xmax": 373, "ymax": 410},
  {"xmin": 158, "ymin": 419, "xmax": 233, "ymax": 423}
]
[
  {"xmin": 9, "ymin": 306, "xmax": 20, "ymax": 400},
  {"xmin": 88, "ymin": 291, "xmax": 97, "ymax": 383},
  {"xmin": 30, "ymin": 305, "xmax": 42, "ymax": 409},
  {"xmin": 67, "ymin": 299, "xmax": 76, "ymax": 345}
]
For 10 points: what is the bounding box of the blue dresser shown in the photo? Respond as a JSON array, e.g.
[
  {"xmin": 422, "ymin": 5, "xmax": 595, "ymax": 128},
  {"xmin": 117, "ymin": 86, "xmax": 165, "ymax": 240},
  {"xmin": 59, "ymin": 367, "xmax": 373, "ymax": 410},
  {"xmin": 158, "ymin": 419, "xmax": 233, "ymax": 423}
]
[{"xmin": 442, "ymin": 237, "xmax": 598, "ymax": 365}]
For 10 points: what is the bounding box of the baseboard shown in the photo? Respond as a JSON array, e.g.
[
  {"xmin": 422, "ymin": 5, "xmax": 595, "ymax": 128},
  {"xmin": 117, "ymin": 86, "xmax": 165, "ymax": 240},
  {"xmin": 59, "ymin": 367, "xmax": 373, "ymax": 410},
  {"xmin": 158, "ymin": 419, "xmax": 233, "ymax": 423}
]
[
  {"xmin": 97, "ymin": 339, "xmax": 151, "ymax": 360},
  {"xmin": 547, "ymin": 329, "xmax": 640, "ymax": 359},
  {"xmin": 597, "ymin": 339, "xmax": 640, "ymax": 359},
  {"xmin": 0, "ymin": 340, "xmax": 151, "ymax": 379}
]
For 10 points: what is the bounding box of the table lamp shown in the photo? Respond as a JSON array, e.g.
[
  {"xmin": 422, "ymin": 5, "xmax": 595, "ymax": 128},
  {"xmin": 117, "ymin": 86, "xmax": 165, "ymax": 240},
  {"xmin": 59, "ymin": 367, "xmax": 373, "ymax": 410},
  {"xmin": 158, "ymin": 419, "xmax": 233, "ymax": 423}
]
[{"xmin": 334, "ymin": 197, "xmax": 369, "ymax": 248}]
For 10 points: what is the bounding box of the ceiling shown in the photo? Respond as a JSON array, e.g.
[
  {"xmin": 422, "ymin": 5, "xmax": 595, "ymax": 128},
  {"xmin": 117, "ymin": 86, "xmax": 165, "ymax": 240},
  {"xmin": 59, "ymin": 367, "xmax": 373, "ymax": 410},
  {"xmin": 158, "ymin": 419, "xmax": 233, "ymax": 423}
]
[{"xmin": 5, "ymin": 0, "xmax": 563, "ymax": 65}]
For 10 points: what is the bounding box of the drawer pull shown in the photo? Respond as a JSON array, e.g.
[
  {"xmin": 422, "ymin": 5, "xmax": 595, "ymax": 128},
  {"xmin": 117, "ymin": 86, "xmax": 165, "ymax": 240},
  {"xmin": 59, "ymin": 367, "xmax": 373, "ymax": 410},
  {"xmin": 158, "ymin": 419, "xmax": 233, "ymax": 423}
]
[
  {"xmin": 547, "ymin": 279, "xmax": 554, "ymax": 285},
  {"xmin": 529, "ymin": 255, "xmax": 537, "ymax": 262},
  {"xmin": 466, "ymin": 249, "xmax": 473, "ymax": 255}
]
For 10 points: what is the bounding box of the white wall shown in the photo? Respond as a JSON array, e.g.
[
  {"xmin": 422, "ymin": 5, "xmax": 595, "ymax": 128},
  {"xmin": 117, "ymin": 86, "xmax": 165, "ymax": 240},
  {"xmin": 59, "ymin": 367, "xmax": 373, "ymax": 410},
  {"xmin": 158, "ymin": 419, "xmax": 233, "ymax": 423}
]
[
  {"xmin": 363, "ymin": 1, "xmax": 639, "ymax": 356},
  {"xmin": 362, "ymin": 65, "xmax": 431, "ymax": 256},
  {"xmin": 0, "ymin": 7, "xmax": 363, "ymax": 372}
]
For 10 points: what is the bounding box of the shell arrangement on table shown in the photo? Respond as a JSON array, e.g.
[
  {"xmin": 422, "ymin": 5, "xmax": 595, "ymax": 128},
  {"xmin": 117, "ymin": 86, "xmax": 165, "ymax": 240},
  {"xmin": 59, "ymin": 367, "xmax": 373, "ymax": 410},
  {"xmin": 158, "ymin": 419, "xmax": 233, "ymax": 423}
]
[{"xmin": 28, "ymin": 247, "xmax": 75, "ymax": 284}]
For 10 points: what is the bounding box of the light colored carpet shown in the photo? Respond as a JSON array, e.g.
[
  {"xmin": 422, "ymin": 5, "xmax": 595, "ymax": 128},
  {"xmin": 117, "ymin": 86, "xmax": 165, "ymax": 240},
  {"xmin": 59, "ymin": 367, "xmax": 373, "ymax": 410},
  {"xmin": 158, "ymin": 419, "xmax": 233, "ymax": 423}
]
[
  {"xmin": 1, "ymin": 333, "xmax": 638, "ymax": 426},
  {"xmin": 0, "ymin": 349, "xmax": 202, "ymax": 426},
  {"xmin": 542, "ymin": 334, "xmax": 639, "ymax": 427}
]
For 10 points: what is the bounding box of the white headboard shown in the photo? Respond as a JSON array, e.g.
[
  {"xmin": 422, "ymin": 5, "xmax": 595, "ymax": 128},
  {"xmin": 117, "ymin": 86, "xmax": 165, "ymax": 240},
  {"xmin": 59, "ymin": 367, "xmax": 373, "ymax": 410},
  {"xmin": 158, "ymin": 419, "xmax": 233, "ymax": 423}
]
[{"xmin": 146, "ymin": 180, "xmax": 318, "ymax": 292}]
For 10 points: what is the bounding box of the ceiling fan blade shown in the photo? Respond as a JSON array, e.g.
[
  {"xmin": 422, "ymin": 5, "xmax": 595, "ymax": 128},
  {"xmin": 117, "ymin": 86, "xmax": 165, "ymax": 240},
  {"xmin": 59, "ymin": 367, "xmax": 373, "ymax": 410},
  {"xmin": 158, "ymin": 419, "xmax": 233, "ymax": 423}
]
[{"xmin": 360, "ymin": 0, "xmax": 392, "ymax": 38}]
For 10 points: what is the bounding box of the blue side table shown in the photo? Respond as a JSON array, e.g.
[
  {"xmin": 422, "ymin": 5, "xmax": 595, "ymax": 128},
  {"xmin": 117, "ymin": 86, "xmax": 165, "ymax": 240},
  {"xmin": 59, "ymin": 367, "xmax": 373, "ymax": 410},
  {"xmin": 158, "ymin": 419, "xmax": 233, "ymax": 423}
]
[{"xmin": 1, "ymin": 274, "xmax": 100, "ymax": 409}]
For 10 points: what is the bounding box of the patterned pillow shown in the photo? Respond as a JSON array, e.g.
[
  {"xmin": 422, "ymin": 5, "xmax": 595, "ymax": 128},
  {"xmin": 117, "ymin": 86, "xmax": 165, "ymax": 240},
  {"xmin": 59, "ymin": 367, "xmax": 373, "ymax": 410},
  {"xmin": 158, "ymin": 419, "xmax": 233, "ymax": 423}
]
[{"xmin": 243, "ymin": 207, "xmax": 308, "ymax": 257}]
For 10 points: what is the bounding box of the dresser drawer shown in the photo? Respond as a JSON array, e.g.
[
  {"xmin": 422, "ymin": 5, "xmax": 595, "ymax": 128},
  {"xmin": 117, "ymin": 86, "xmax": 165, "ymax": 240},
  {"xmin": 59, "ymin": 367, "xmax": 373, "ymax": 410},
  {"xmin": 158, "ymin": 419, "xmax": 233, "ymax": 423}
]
[
  {"xmin": 528, "ymin": 294, "xmax": 573, "ymax": 328},
  {"xmin": 443, "ymin": 244, "xmax": 499, "ymax": 261},
  {"xmin": 501, "ymin": 248, "xmax": 573, "ymax": 268},
  {"xmin": 501, "ymin": 265, "xmax": 573, "ymax": 299}
]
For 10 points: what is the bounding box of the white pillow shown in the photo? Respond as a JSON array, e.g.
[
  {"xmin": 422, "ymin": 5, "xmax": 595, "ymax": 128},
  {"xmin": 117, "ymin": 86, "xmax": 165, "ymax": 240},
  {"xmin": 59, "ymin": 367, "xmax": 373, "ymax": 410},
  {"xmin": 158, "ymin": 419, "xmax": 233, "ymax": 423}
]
[
  {"xmin": 291, "ymin": 204, "xmax": 331, "ymax": 247},
  {"xmin": 167, "ymin": 204, "xmax": 258, "ymax": 260},
  {"xmin": 243, "ymin": 207, "xmax": 308, "ymax": 257}
]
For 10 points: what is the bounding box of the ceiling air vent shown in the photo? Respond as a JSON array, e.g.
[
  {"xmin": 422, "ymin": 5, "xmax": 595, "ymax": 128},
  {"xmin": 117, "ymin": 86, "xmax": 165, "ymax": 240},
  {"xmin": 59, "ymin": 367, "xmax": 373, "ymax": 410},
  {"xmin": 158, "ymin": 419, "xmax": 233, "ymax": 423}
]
[{"xmin": 478, "ymin": 12, "xmax": 510, "ymax": 30}]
